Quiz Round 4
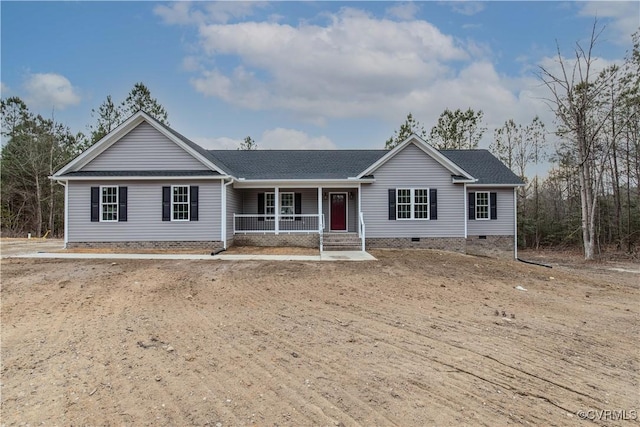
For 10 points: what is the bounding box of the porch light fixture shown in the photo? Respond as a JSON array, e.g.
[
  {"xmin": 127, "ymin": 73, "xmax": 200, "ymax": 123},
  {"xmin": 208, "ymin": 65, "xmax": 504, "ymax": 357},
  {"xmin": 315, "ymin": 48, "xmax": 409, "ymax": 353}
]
[
  {"xmin": 323, "ymin": 192, "xmax": 328, "ymax": 200},
  {"xmin": 349, "ymin": 192, "xmax": 354, "ymax": 200}
]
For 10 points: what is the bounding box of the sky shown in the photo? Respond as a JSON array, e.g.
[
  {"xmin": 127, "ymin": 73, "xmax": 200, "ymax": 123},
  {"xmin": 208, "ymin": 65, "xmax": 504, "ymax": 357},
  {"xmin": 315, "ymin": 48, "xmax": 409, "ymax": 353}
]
[{"xmin": 1, "ymin": 1, "xmax": 638, "ymax": 156}]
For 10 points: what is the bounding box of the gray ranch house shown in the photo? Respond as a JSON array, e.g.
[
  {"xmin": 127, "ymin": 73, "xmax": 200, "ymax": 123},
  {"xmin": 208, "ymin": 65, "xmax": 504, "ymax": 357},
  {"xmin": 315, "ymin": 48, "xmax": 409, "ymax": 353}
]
[{"xmin": 53, "ymin": 111, "xmax": 524, "ymax": 258}]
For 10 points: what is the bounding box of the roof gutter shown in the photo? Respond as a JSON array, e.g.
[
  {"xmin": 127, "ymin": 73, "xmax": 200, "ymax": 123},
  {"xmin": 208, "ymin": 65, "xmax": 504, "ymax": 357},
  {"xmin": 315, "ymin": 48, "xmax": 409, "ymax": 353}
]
[
  {"xmin": 51, "ymin": 175, "xmax": 230, "ymax": 181},
  {"xmin": 466, "ymin": 183, "xmax": 526, "ymax": 187},
  {"xmin": 233, "ymin": 178, "xmax": 375, "ymax": 188}
]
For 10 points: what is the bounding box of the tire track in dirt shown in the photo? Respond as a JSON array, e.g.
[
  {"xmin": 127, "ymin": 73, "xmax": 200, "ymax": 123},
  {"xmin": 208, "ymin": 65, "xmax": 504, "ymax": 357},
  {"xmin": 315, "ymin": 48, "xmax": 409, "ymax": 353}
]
[
  {"xmin": 3, "ymin": 253, "xmax": 638, "ymax": 426},
  {"xmin": 284, "ymin": 297, "xmax": 607, "ymax": 424},
  {"xmin": 177, "ymin": 271, "xmax": 402, "ymax": 426}
]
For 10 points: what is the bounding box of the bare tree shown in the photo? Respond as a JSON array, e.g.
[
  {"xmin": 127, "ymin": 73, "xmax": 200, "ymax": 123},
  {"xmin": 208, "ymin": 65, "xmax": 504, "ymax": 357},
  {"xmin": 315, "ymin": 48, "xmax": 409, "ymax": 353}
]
[{"xmin": 538, "ymin": 22, "xmax": 618, "ymax": 259}]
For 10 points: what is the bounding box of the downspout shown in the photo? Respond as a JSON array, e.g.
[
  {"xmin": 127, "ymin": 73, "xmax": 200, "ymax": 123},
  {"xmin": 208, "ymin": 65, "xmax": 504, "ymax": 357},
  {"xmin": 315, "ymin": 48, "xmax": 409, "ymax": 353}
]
[
  {"xmin": 513, "ymin": 187, "xmax": 518, "ymax": 260},
  {"xmin": 463, "ymin": 183, "xmax": 468, "ymax": 239},
  {"xmin": 55, "ymin": 180, "xmax": 68, "ymax": 249},
  {"xmin": 222, "ymin": 178, "xmax": 234, "ymax": 250},
  {"xmin": 318, "ymin": 187, "xmax": 323, "ymax": 252},
  {"xmin": 357, "ymin": 183, "xmax": 362, "ymax": 238}
]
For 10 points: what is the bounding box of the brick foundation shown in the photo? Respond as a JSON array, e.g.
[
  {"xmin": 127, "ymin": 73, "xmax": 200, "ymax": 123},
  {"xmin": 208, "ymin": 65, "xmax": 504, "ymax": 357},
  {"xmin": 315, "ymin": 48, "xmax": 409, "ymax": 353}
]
[
  {"xmin": 365, "ymin": 237, "xmax": 466, "ymax": 253},
  {"xmin": 233, "ymin": 233, "xmax": 319, "ymax": 248},
  {"xmin": 466, "ymin": 235, "xmax": 515, "ymax": 259},
  {"xmin": 67, "ymin": 241, "xmax": 224, "ymax": 251}
]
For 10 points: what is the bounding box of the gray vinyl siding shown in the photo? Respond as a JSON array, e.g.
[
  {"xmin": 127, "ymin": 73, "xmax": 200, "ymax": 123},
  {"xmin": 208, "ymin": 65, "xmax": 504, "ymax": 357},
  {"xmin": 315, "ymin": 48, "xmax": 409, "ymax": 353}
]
[
  {"xmin": 68, "ymin": 180, "xmax": 221, "ymax": 242},
  {"xmin": 226, "ymin": 185, "xmax": 241, "ymax": 240},
  {"xmin": 240, "ymin": 188, "xmax": 318, "ymax": 214},
  {"xmin": 321, "ymin": 188, "xmax": 358, "ymax": 233},
  {"xmin": 83, "ymin": 122, "xmax": 209, "ymax": 171},
  {"xmin": 361, "ymin": 143, "xmax": 465, "ymax": 238},
  {"xmin": 467, "ymin": 187, "xmax": 515, "ymax": 235}
]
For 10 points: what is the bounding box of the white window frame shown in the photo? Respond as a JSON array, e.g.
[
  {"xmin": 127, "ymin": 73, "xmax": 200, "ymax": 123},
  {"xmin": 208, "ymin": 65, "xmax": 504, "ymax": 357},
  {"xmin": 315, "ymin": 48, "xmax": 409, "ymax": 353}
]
[
  {"xmin": 396, "ymin": 188, "xmax": 430, "ymax": 220},
  {"xmin": 265, "ymin": 192, "xmax": 276, "ymax": 221},
  {"xmin": 171, "ymin": 185, "xmax": 190, "ymax": 221},
  {"xmin": 414, "ymin": 188, "xmax": 429, "ymax": 220},
  {"xmin": 100, "ymin": 185, "xmax": 118, "ymax": 222},
  {"xmin": 475, "ymin": 191, "xmax": 490, "ymax": 220},
  {"xmin": 265, "ymin": 192, "xmax": 294, "ymax": 221},
  {"xmin": 280, "ymin": 192, "xmax": 295, "ymax": 221}
]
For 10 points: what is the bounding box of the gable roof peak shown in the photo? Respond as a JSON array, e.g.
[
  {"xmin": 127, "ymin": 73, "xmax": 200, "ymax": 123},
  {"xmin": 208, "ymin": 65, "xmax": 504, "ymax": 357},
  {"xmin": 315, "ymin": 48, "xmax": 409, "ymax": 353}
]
[
  {"xmin": 356, "ymin": 134, "xmax": 474, "ymax": 180},
  {"xmin": 53, "ymin": 110, "xmax": 227, "ymax": 177}
]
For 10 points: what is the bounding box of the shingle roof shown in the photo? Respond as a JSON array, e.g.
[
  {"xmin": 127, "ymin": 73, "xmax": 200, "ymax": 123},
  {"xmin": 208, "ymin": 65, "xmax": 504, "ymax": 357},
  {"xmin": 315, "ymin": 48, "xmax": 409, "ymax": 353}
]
[
  {"xmin": 439, "ymin": 150, "xmax": 524, "ymax": 185},
  {"xmin": 137, "ymin": 115, "xmax": 523, "ymax": 185},
  {"xmin": 61, "ymin": 170, "xmax": 221, "ymax": 177},
  {"xmin": 154, "ymin": 121, "xmax": 226, "ymax": 170},
  {"xmin": 206, "ymin": 148, "xmax": 522, "ymax": 185},
  {"xmin": 207, "ymin": 150, "xmax": 388, "ymax": 179}
]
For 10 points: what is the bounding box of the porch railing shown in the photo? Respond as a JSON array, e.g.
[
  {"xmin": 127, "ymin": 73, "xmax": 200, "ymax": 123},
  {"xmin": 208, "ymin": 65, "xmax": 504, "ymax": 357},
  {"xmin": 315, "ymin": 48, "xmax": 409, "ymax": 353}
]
[{"xmin": 234, "ymin": 214, "xmax": 323, "ymax": 234}]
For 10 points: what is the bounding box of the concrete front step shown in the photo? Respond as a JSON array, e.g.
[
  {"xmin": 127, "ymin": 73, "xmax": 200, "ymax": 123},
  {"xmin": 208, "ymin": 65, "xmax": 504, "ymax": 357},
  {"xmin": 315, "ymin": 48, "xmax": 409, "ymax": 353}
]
[
  {"xmin": 323, "ymin": 245, "xmax": 363, "ymax": 251},
  {"xmin": 323, "ymin": 233, "xmax": 360, "ymax": 241},
  {"xmin": 322, "ymin": 233, "xmax": 362, "ymax": 251},
  {"xmin": 323, "ymin": 239, "xmax": 361, "ymax": 244}
]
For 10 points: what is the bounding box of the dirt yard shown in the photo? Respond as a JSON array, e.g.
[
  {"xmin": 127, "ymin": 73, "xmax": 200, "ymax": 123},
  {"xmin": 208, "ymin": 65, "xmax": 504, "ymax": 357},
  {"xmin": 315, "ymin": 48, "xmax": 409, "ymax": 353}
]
[{"xmin": 1, "ymin": 248, "xmax": 638, "ymax": 426}]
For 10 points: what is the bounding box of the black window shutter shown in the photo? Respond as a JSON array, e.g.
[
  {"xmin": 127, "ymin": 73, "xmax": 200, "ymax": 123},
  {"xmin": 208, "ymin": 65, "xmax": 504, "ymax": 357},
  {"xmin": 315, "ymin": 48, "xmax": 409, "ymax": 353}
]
[
  {"xmin": 429, "ymin": 189, "xmax": 437, "ymax": 220},
  {"xmin": 257, "ymin": 193, "xmax": 265, "ymax": 221},
  {"xmin": 295, "ymin": 192, "xmax": 302, "ymax": 221},
  {"xmin": 388, "ymin": 189, "xmax": 396, "ymax": 220},
  {"xmin": 91, "ymin": 187, "xmax": 100, "ymax": 222},
  {"xmin": 190, "ymin": 186, "xmax": 199, "ymax": 221},
  {"xmin": 490, "ymin": 192, "xmax": 497, "ymax": 220},
  {"xmin": 118, "ymin": 187, "xmax": 128, "ymax": 222},
  {"xmin": 468, "ymin": 192, "xmax": 475, "ymax": 220},
  {"xmin": 162, "ymin": 186, "xmax": 171, "ymax": 221}
]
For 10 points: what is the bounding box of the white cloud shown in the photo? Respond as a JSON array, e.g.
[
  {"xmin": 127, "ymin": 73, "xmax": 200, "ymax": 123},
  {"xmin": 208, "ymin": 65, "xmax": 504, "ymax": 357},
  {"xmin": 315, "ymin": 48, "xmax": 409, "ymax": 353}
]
[
  {"xmin": 23, "ymin": 73, "xmax": 81, "ymax": 109},
  {"xmin": 462, "ymin": 23, "xmax": 482, "ymax": 30},
  {"xmin": 579, "ymin": 2, "xmax": 639, "ymax": 44},
  {"xmin": 259, "ymin": 128, "xmax": 335, "ymax": 149},
  {"xmin": 154, "ymin": 2, "xmax": 202, "ymax": 26},
  {"xmin": 154, "ymin": 1, "xmax": 267, "ymax": 25},
  {"xmin": 193, "ymin": 135, "xmax": 242, "ymax": 150},
  {"xmin": 0, "ymin": 82, "xmax": 9, "ymax": 97},
  {"xmin": 181, "ymin": 56, "xmax": 202, "ymax": 72},
  {"xmin": 162, "ymin": 4, "xmax": 613, "ymax": 151},
  {"xmin": 194, "ymin": 128, "xmax": 335, "ymax": 150},
  {"xmin": 189, "ymin": 8, "xmax": 467, "ymax": 119},
  {"xmin": 449, "ymin": 2, "xmax": 485, "ymax": 16},
  {"xmin": 386, "ymin": 2, "xmax": 420, "ymax": 21}
]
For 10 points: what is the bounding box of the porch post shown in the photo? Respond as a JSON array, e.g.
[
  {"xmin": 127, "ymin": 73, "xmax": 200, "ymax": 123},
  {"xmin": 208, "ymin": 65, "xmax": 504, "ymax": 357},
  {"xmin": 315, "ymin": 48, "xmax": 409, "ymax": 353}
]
[
  {"xmin": 274, "ymin": 187, "xmax": 279, "ymax": 235},
  {"xmin": 357, "ymin": 183, "xmax": 362, "ymax": 238},
  {"xmin": 318, "ymin": 187, "xmax": 323, "ymax": 233}
]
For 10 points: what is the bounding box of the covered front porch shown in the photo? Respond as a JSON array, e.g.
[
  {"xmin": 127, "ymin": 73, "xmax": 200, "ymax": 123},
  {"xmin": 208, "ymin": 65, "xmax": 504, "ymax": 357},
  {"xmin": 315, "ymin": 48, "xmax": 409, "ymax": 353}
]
[{"xmin": 228, "ymin": 185, "xmax": 365, "ymax": 251}]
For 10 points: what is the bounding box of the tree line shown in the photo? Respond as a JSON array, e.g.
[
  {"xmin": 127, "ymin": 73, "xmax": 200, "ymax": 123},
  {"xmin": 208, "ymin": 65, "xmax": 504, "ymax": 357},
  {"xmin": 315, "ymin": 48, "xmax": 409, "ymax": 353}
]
[
  {"xmin": 0, "ymin": 83, "xmax": 168, "ymax": 238},
  {"xmin": 1, "ymin": 26, "xmax": 638, "ymax": 259},
  {"xmin": 386, "ymin": 27, "xmax": 639, "ymax": 259}
]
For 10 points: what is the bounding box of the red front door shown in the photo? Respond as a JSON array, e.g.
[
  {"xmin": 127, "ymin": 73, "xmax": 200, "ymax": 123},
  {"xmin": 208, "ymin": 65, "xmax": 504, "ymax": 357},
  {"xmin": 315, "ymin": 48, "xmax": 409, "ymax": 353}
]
[{"xmin": 330, "ymin": 193, "xmax": 347, "ymax": 231}]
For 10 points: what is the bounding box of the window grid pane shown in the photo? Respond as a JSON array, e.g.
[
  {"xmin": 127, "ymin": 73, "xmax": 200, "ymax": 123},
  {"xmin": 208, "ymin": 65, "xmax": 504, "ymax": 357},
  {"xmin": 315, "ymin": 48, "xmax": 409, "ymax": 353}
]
[
  {"xmin": 101, "ymin": 186, "xmax": 118, "ymax": 221},
  {"xmin": 414, "ymin": 189, "xmax": 429, "ymax": 219},
  {"xmin": 173, "ymin": 186, "xmax": 190, "ymax": 220},
  {"xmin": 476, "ymin": 192, "xmax": 489, "ymax": 219},
  {"xmin": 280, "ymin": 193, "xmax": 294, "ymax": 220},
  {"xmin": 397, "ymin": 188, "xmax": 430, "ymax": 220},
  {"xmin": 397, "ymin": 189, "xmax": 412, "ymax": 219},
  {"xmin": 265, "ymin": 193, "xmax": 275, "ymax": 220}
]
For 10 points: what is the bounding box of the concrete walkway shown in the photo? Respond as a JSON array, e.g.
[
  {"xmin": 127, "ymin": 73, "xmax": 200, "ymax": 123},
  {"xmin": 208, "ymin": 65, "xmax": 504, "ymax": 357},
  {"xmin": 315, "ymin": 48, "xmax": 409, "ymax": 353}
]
[
  {"xmin": 9, "ymin": 250, "xmax": 376, "ymax": 262},
  {"xmin": 218, "ymin": 251, "xmax": 375, "ymax": 261}
]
